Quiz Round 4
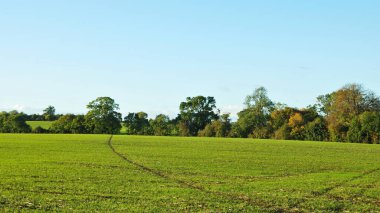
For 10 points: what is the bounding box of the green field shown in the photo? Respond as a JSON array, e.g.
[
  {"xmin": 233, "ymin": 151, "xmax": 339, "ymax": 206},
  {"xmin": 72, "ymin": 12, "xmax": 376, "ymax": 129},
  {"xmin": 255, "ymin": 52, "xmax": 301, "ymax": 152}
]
[
  {"xmin": 26, "ymin": 121, "xmax": 130, "ymax": 134},
  {"xmin": 0, "ymin": 135, "xmax": 379, "ymax": 212},
  {"xmin": 26, "ymin": 121, "xmax": 53, "ymax": 130}
]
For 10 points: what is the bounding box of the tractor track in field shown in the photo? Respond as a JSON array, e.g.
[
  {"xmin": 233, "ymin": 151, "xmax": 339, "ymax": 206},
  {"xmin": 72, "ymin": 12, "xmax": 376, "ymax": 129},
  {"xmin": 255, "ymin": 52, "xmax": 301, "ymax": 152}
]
[
  {"xmin": 4, "ymin": 188, "xmax": 123, "ymax": 200},
  {"xmin": 107, "ymin": 135, "xmax": 288, "ymax": 212},
  {"xmin": 312, "ymin": 167, "xmax": 380, "ymax": 196},
  {"xmin": 290, "ymin": 165, "xmax": 380, "ymax": 209}
]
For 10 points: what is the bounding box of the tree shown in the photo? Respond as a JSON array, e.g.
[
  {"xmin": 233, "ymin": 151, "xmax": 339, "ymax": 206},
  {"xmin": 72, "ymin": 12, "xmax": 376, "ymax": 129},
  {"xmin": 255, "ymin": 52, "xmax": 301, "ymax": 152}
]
[
  {"xmin": 363, "ymin": 91, "xmax": 380, "ymax": 112},
  {"xmin": 123, "ymin": 112, "xmax": 152, "ymax": 135},
  {"xmin": 85, "ymin": 97, "xmax": 122, "ymax": 134},
  {"xmin": 43, "ymin": 106, "xmax": 56, "ymax": 121},
  {"xmin": 288, "ymin": 112, "xmax": 305, "ymax": 140},
  {"xmin": 32, "ymin": 126, "xmax": 48, "ymax": 134},
  {"xmin": 150, "ymin": 114, "xmax": 173, "ymax": 136},
  {"xmin": 215, "ymin": 113, "xmax": 232, "ymax": 137},
  {"xmin": 270, "ymin": 106, "xmax": 295, "ymax": 129},
  {"xmin": 178, "ymin": 96, "xmax": 218, "ymax": 136},
  {"xmin": 347, "ymin": 112, "xmax": 380, "ymax": 144},
  {"xmin": 360, "ymin": 112, "xmax": 380, "ymax": 143},
  {"xmin": 198, "ymin": 113, "xmax": 232, "ymax": 137},
  {"xmin": 0, "ymin": 111, "xmax": 31, "ymax": 133},
  {"xmin": 347, "ymin": 117, "xmax": 362, "ymax": 143},
  {"xmin": 304, "ymin": 117, "xmax": 329, "ymax": 141},
  {"xmin": 244, "ymin": 87, "xmax": 275, "ymax": 113},
  {"xmin": 236, "ymin": 87, "xmax": 274, "ymax": 138},
  {"xmin": 325, "ymin": 84, "xmax": 380, "ymax": 142},
  {"xmin": 274, "ymin": 124, "xmax": 291, "ymax": 140},
  {"xmin": 51, "ymin": 114, "xmax": 75, "ymax": 133},
  {"xmin": 315, "ymin": 93, "xmax": 335, "ymax": 116},
  {"xmin": 178, "ymin": 120, "xmax": 190, "ymax": 136},
  {"xmin": 51, "ymin": 114, "xmax": 87, "ymax": 134}
]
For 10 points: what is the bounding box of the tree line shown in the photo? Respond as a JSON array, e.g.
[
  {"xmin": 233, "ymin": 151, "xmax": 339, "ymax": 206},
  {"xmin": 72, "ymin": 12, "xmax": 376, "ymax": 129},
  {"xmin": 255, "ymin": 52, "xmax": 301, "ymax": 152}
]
[{"xmin": 1, "ymin": 83, "xmax": 379, "ymax": 144}]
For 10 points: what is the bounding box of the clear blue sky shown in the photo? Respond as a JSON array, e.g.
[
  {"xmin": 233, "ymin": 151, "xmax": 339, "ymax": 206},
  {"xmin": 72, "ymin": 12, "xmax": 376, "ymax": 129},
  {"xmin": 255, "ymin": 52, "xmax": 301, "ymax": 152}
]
[{"xmin": 1, "ymin": 0, "xmax": 379, "ymax": 119}]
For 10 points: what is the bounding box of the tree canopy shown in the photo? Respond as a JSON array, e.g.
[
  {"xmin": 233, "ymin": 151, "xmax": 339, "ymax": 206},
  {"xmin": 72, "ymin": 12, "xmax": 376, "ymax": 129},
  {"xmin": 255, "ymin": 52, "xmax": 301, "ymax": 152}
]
[
  {"xmin": 85, "ymin": 97, "xmax": 122, "ymax": 134},
  {"xmin": 178, "ymin": 96, "xmax": 218, "ymax": 136},
  {"xmin": 5, "ymin": 83, "xmax": 380, "ymax": 144}
]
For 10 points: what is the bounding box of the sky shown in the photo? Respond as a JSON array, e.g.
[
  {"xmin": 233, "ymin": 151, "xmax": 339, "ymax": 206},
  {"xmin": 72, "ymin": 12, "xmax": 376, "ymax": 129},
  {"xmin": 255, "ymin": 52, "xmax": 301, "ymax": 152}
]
[{"xmin": 0, "ymin": 0, "xmax": 379, "ymax": 119}]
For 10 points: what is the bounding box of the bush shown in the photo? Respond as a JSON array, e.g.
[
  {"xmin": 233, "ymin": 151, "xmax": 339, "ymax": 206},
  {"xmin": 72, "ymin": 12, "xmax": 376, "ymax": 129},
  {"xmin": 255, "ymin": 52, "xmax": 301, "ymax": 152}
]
[{"xmin": 32, "ymin": 126, "xmax": 48, "ymax": 134}]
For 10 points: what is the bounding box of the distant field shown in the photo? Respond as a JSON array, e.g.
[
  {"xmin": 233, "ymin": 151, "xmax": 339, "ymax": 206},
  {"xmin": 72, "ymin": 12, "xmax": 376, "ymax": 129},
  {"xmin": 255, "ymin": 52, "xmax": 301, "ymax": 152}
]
[
  {"xmin": 0, "ymin": 135, "xmax": 379, "ymax": 212},
  {"xmin": 120, "ymin": 125, "xmax": 127, "ymax": 134},
  {"xmin": 26, "ymin": 121, "xmax": 129, "ymax": 133},
  {"xmin": 26, "ymin": 121, "xmax": 53, "ymax": 130}
]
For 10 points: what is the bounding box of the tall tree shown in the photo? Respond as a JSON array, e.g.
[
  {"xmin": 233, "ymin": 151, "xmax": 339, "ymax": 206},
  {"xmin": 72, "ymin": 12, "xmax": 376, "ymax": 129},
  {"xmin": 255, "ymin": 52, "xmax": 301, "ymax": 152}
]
[
  {"xmin": 178, "ymin": 96, "xmax": 218, "ymax": 136},
  {"xmin": 326, "ymin": 84, "xmax": 380, "ymax": 141},
  {"xmin": 85, "ymin": 97, "xmax": 122, "ymax": 134},
  {"xmin": 236, "ymin": 87, "xmax": 275, "ymax": 138},
  {"xmin": 43, "ymin": 106, "xmax": 56, "ymax": 121}
]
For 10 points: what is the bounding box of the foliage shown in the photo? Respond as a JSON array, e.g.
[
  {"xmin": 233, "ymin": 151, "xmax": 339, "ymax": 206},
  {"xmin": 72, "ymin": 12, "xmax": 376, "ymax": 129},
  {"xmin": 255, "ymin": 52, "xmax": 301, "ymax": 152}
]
[
  {"xmin": 347, "ymin": 112, "xmax": 380, "ymax": 143},
  {"xmin": 32, "ymin": 126, "xmax": 49, "ymax": 133},
  {"xmin": 150, "ymin": 114, "xmax": 176, "ymax": 136},
  {"xmin": 198, "ymin": 114, "xmax": 231, "ymax": 137},
  {"xmin": 0, "ymin": 111, "xmax": 31, "ymax": 133},
  {"xmin": 178, "ymin": 96, "xmax": 218, "ymax": 136},
  {"xmin": 235, "ymin": 87, "xmax": 275, "ymax": 138},
  {"xmin": 326, "ymin": 84, "xmax": 380, "ymax": 142},
  {"xmin": 123, "ymin": 112, "xmax": 152, "ymax": 135},
  {"xmin": 51, "ymin": 114, "xmax": 87, "ymax": 134},
  {"xmin": 43, "ymin": 105, "xmax": 56, "ymax": 121},
  {"xmin": 85, "ymin": 97, "xmax": 122, "ymax": 134},
  {"xmin": 304, "ymin": 117, "xmax": 329, "ymax": 141},
  {"xmin": 3, "ymin": 84, "xmax": 380, "ymax": 143}
]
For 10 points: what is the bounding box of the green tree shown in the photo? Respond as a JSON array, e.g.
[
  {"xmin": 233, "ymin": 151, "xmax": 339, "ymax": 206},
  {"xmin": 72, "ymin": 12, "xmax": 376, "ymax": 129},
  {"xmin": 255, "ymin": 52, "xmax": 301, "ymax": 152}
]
[
  {"xmin": 198, "ymin": 113, "xmax": 232, "ymax": 137},
  {"xmin": 347, "ymin": 112, "xmax": 380, "ymax": 144},
  {"xmin": 347, "ymin": 117, "xmax": 362, "ymax": 143},
  {"xmin": 123, "ymin": 112, "xmax": 152, "ymax": 135},
  {"xmin": 360, "ymin": 112, "xmax": 380, "ymax": 143},
  {"xmin": 178, "ymin": 96, "xmax": 218, "ymax": 136},
  {"xmin": 51, "ymin": 114, "xmax": 87, "ymax": 134},
  {"xmin": 0, "ymin": 111, "xmax": 31, "ymax": 133},
  {"xmin": 85, "ymin": 97, "xmax": 122, "ymax": 134},
  {"xmin": 304, "ymin": 117, "xmax": 329, "ymax": 141},
  {"xmin": 43, "ymin": 106, "xmax": 56, "ymax": 121},
  {"xmin": 150, "ymin": 114, "xmax": 173, "ymax": 136},
  {"xmin": 236, "ymin": 87, "xmax": 274, "ymax": 138},
  {"xmin": 274, "ymin": 124, "xmax": 291, "ymax": 140},
  {"xmin": 177, "ymin": 120, "xmax": 190, "ymax": 136},
  {"xmin": 315, "ymin": 93, "xmax": 335, "ymax": 116}
]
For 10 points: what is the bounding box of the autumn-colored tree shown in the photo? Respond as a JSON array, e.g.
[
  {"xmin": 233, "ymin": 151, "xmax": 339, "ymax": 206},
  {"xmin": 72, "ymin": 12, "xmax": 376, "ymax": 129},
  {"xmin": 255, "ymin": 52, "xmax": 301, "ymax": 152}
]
[{"xmin": 326, "ymin": 84, "xmax": 378, "ymax": 141}]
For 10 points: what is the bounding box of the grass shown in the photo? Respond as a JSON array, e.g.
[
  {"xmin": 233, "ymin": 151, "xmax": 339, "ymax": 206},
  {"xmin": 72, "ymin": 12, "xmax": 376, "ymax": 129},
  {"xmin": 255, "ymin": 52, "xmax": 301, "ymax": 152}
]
[
  {"xmin": 0, "ymin": 134, "xmax": 379, "ymax": 212},
  {"xmin": 26, "ymin": 121, "xmax": 53, "ymax": 130}
]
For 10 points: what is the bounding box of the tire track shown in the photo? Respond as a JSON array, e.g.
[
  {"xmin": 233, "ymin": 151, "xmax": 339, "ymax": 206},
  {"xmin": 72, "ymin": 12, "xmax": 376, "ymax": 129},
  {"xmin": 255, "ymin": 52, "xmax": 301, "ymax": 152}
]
[
  {"xmin": 107, "ymin": 135, "xmax": 286, "ymax": 212},
  {"xmin": 289, "ymin": 166, "xmax": 380, "ymax": 210},
  {"xmin": 311, "ymin": 167, "xmax": 380, "ymax": 196},
  {"xmin": 3, "ymin": 188, "xmax": 120, "ymax": 200}
]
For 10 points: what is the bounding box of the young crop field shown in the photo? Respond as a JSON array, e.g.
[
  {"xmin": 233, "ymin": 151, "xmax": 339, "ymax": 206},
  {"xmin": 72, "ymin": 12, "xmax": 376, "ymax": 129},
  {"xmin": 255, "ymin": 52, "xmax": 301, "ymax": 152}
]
[
  {"xmin": 26, "ymin": 121, "xmax": 53, "ymax": 130},
  {"xmin": 0, "ymin": 134, "xmax": 379, "ymax": 212}
]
